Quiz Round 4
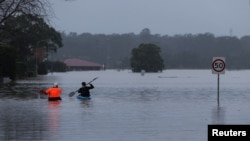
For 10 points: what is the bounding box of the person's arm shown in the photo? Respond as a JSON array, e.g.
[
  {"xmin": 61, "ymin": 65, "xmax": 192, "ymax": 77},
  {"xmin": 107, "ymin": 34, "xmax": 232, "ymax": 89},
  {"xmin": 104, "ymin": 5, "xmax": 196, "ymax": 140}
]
[
  {"xmin": 44, "ymin": 88, "xmax": 50, "ymax": 95},
  {"xmin": 77, "ymin": 88, "xmax": 81, "ymax": 93},
  {"xmin": 89, "ymin": 84, "xmax": 94, "ymax": 89}
]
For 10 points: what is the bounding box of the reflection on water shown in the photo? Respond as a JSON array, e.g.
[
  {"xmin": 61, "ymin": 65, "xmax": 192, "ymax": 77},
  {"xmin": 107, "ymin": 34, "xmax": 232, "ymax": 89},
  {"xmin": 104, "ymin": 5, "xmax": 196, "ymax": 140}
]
[
  {"xmin": 0, "ymin": 84, "xmax": 40, "ymax": 100},
  {"xmin": 211, "ymin": 106, "xmax": 225, "ymax": 124},
  {"xmin": 47, "ymin": 101, "xmax": 61, "ymax": 140},
  {"xmin": 0, "ymin": 100, "xmax": 45, "ymax": 140},
  {"xmin": 0, "ymin": 100, "xmax": 61, "ymax": 140},
  {"xmin": 80, "ymin": 99, "xmax": 93, "ymax": 108},
  {"xmin": 0, "ymin": 70, "xmax": 250, "ymax": 141}
]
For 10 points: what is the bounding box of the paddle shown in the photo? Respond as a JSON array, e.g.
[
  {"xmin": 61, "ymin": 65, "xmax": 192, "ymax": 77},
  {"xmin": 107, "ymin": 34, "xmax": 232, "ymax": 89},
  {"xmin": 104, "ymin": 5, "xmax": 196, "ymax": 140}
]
[
  {"xmin": 38, "ymin": 89, "xmax": 46, "ymax": 99},
  {"xmin": 39, "ymin": 89, "xmax": 46, "ymax": 94},
  {"xmin": 69, "ymin": 77, "xmax": 98, "ymax": 97}
]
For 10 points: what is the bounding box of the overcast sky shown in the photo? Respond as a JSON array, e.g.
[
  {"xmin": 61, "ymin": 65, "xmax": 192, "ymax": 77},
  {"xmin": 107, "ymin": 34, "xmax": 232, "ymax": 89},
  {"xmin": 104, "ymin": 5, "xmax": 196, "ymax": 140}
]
[{"xmin": 51, "ymin": 0, "xmax": 250, "ymax": 37}]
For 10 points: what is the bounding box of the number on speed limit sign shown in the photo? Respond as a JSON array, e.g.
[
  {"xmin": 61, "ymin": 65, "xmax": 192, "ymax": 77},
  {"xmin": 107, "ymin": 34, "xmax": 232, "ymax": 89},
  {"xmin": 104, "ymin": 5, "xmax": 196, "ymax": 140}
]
[{"xmin": 212, "ymin": 57, "xmax": 225, "ymax": 74}]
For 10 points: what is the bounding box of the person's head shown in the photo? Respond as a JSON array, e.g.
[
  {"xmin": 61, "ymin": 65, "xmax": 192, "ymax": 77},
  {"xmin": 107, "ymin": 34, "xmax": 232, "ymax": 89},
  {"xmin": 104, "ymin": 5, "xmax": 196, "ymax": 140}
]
[
  {"xmin": 81, "ymin": 82, "xmax": 86, "ymax": 86},
  {"xmin": 53, "ymin": 82, "xmax": 58, "ymax": 88}
]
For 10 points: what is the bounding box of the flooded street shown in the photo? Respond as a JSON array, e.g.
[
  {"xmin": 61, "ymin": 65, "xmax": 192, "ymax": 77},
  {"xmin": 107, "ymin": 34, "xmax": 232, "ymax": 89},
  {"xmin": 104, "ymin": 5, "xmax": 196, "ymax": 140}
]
[{"xmin": 0, "ymin": 69, "xmax": 250, "ymax": 141}]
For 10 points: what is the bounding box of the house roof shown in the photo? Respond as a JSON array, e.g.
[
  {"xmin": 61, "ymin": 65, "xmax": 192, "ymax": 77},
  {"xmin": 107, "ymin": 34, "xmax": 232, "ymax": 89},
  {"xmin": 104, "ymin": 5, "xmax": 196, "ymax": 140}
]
[{"xmin": 64, "ymin": 58, "xmax": 102, "ymax": 67}]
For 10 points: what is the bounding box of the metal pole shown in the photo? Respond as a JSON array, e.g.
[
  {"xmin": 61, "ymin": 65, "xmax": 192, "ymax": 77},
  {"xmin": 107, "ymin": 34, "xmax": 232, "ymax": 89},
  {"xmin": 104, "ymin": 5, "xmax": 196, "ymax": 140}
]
[{"xmin": 217, "ymin": 74, "xmax": 220, "ymax": 107}]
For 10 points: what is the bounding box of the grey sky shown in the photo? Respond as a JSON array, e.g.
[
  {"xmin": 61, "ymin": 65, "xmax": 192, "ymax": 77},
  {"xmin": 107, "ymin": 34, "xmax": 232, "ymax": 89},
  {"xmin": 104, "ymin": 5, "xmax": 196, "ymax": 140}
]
[{"xmin": 51, "ymin": 0, "xmax": 250, "ymax": 37}]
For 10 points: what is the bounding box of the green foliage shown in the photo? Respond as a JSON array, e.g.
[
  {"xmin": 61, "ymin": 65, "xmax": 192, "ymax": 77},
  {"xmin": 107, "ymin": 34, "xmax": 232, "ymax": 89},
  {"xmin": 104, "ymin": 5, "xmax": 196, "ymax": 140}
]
[
  {"xmin": 130, "ymin": 43, "xmax": 164, "ymax": 72},
  {"xmin": 0, "ymin": 14, "xmax": 62, "ymax": 56},
  {"xmin": 0, "ymin": 44, "xmax": 16, "ymax": 80},
  {"xmin": 0, "ymin": 14, "xmax": 63, "ymax": 77}
]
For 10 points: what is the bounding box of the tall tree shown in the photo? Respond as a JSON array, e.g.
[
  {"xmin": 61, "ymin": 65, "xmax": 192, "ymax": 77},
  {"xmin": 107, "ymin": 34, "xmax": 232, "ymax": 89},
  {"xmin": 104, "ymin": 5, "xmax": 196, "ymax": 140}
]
[
  {"xmin": 0, "ymin": 14, "xmax": 62, "ymax": 76},
  {"xmin": 0, "ymin": 0, "xmax": 51, "ymax": 30},
  {"xmin": 130, "ymin": 43, "xmax": 164, "ymax": 72},
  {"xmin": 1, "ymin": 14, "xmax": 62, "ymax": 60}
]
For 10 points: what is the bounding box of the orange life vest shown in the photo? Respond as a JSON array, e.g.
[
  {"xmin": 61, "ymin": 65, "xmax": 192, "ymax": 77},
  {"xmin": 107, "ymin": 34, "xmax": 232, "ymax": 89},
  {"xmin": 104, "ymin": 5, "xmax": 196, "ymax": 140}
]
[{"xmin": 45, "ymin": 87, "xmax": 62, "ymax": 98}]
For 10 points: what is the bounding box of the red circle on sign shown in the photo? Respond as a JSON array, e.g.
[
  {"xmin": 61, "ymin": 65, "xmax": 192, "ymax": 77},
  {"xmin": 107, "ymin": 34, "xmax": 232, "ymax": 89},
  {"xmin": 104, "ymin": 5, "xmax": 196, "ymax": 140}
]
[{"xmin": 212, "ymin": 59, "xmax": 225, "ymax": 72}]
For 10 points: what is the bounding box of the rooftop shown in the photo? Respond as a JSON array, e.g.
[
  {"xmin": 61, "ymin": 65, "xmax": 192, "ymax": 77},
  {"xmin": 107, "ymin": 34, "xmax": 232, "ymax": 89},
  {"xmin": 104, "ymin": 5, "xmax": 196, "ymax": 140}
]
[{"xmin": 64, "ymin": 58, "xmax": 102, "ymax": 67}]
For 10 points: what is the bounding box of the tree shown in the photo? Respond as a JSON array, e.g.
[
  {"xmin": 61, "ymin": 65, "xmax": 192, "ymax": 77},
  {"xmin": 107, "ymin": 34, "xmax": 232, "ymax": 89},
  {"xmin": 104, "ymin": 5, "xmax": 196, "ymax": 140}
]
[
  {"xmin": 0, "ymin": 14, "xmax": 62, "ymax": 77},
  {"xmin": 0, "ymin": 44, "xmax": 16, "ymax": 80},
  {"xmin": 0, "ymin": 0, "xmax": 51, "ymax": 29},
  {"xmin": 45, "ymin": 61, "xmax": 67, "ymax": 72},
  {"xmin": 1, "ymin": 14, "xmax": 63, "ymax": 58},
  {"xmin": 130, "ymin": 43, "xmax": 164, "ymax": 72}
]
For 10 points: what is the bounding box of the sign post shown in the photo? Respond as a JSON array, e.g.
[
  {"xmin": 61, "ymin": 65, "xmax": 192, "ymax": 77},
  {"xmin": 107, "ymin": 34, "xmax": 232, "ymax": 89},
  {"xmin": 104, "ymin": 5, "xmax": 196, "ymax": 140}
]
[{"xmin": 212, "ymin": 57, "xmax": 226, "ymax": 107}]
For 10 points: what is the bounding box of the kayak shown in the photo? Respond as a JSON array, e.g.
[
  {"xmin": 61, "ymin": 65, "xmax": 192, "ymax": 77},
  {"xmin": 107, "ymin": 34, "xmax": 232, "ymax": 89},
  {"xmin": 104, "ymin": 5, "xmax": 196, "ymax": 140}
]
[{"xmin": 77, "ymin": 95, "xmax": 91, "ymax": 100}]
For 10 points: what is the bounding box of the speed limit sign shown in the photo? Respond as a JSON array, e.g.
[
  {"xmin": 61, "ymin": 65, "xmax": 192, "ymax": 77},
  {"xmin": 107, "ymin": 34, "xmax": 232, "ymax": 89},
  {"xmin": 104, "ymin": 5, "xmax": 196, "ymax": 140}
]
[{"xmin": 212, "ymin": 57, "xmax": 226, "ymax": 74}]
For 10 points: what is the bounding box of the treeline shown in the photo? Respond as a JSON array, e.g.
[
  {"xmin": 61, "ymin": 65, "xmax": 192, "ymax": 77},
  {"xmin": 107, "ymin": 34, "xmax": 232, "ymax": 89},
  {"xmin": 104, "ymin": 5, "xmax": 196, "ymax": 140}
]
[{"xmin": 55, "ymin": 28, "xmax": 250, "ymax": 69}]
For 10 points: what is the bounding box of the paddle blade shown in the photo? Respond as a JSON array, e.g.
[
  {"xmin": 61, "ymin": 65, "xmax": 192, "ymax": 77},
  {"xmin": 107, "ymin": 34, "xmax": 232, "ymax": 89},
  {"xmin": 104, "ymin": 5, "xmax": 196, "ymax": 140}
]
[{"xmin": 69, "ymin": 92, "xmax": 76, "ymax": 97}]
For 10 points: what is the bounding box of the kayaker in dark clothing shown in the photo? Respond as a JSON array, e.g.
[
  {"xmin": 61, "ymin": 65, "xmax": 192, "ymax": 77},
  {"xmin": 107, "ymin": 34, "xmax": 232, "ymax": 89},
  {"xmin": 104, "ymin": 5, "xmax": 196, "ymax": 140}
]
[{"xmin": 77, "ymin": 82, "xmax": 94, "ymax": 97}]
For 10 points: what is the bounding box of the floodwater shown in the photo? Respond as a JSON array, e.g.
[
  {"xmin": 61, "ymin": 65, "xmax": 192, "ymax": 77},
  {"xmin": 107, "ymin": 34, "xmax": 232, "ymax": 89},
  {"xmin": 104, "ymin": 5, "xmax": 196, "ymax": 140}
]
[{"xmin": 0, "ymin": 69, "xmax": 250, "ymax": 141}]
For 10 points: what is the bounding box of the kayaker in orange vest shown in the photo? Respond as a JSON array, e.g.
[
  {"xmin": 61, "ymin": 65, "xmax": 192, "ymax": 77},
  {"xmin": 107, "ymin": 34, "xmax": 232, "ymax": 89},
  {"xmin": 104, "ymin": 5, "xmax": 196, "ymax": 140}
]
[{"xmin": 40, "ymin": 83, "xmax": 62, "ymax": 101}]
